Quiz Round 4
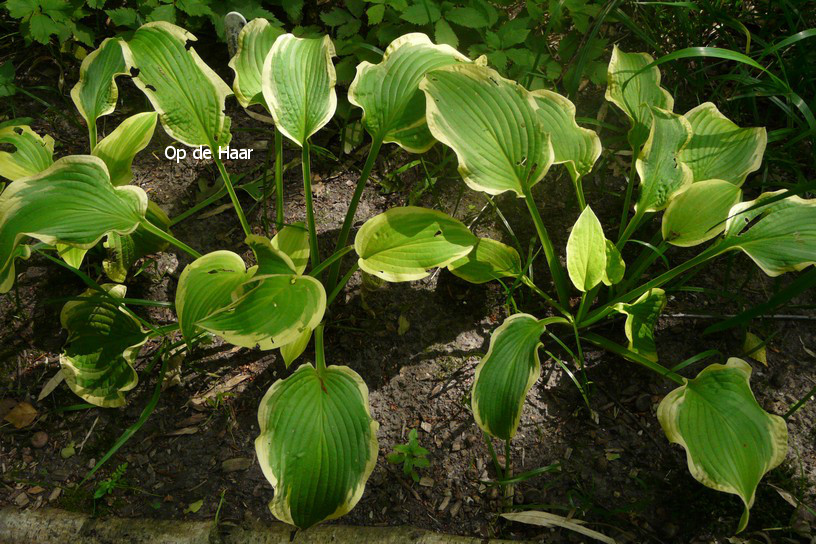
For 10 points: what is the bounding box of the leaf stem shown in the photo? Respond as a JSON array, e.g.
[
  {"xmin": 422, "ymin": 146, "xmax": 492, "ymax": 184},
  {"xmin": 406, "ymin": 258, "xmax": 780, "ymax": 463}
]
[
  {"xmin": 784, "ymin": 383, "xmax": 816, "ymax": 420},
  {"xmin": 521, "ymin": 275, "xmax": 571, "ymax": 318},
  {"xmin": 139, "ymin": 219, "xmax": 202, "ymax": 259},
  {"xmin": 327, "ymin": 262, "xmax": 359, "ymax": 307},
  {"xmin": 302, "ymin": 140, "xmax": 321, "ymax": 276},
  {"xmin": 582, "ymin": 332, "xmax": 685, "ymax": 385},
  {"xmin": 521, "ymin": 185, "xmax": 571, "ymax": 307},
  {"xmin": 483, "ymin": 432, "xmax": 503, "ymax": 479},
  {"xmin": 275, "ymin": 127, "xmax": 284, "ymax": 231},
  {"xmin": 573, "ymin": 174, "xmax": 587, "ymax": 209},
  {"xmin": 309, "ymin": 246, "xmax": 353, "ymax": 278},
  {"xmin": 89, "ymin": 122, "xmax": 97, "ymax": 152},
  {"xmin": 212, "ymin": 152, "xmax": 251, "ymax": 238},
  {"xmin": 314, "ymin": 322, "xmax": 326, "ymax": 373},
  {"xmin": 617, "ymin": 144, "xmax": 641, "ymax": 239}
]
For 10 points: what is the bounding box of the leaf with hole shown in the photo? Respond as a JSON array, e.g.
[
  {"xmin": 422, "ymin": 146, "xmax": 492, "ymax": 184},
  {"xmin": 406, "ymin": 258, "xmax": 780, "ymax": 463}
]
[
  {"xmin": 0, "ymin": 124, "xmax": 54, "ymax": 181},
  {"xmin": 103, "ymin": 201, "xmax": 171, "ymax": 283},
  {"xmin": 613, "ymin": 288, "xmax": 666, "ymax": 362}
]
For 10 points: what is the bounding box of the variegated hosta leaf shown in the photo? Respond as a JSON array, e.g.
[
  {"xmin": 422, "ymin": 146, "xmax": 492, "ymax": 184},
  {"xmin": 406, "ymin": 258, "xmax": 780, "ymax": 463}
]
[
  {"xmin": 279, "ymin": 327, "xmax": 312, "ymax": 367},
  {"xmin": 271, "ymin": 222, "xmax": 309, "ymax": 274},
  {"xmin": 635, "ymin": 107, "xmax": 693, "ymax": 213},
  {"xmin": 262, "ymin": 34, "xmax": 336, "ymax": 147},
  {"xmin": 678, "ymin": 102, "xmax": 767, "ymax": 186},
  {"xmin": 605, "ymin": 46, "xmax": 674, "ymax": 149},
  {"xmin": 70, "ymin": 38, "xmax": 129, "ymax": 142},
  {"xmin": 612, "ymin": 288, "xmax": 666, "ymax": 362},
  {"xmin": 246, "ymin": 235, "xmax": 298, "ymax": 275},
  {"xmin": 567, "ymin": 206, "xmax": 607, "ymax": 292},
  {"xmin": 176, "ymin": 251, "xmax": 252, "ymax": 343},
  {"xmin": 531, "ymin": 90, "xmax": 602, "ymax": 181},
  {"xmin": 472, "ymin": 314, "xmax": 548, "ymax": 440},
  {"xmin": 0, "ymin": 124, "xmax": 54, "ymax": 181},
  {"xmin": 228, "ymin": 18, "xmax": 284, "ymax": 109},
  {"xmin": 92, "ymin": 112, "xmax": 158, "ymax": 186},
  {"xmin": 57, "ymin": 245, "xmax": 89, "ymax": 269},
  {"xmin": 60, "ymin": 284, "xmax": 148, "ymax": 407},
  {"xmin": 722, "ymin": 191, "xmax": 816, "ymax": 277},
  {"xmin": 103, "ymin": 201, "xmax": 171, "ymax": 283},
  {"xmin": 123, "ymin": 22, "xmax": 232, "ymax": 149},
  {"xmin": 662, "ymin": 179, "xmax": 742, "ymax": 247},
  {"xmin": 349, "ymin": 32, "xmax": 470, "ymax": 153},
  {"xmin": 447, "ymin": 238, "xmax": 522, "ymax": 284},
  {"xmin": 603, "ymin": 240, "xmax": 626, "ymax": 287},
  {"xmin": 256, "ymin": 363, "xmax": 379, "ymax": 529},
  {"xmin": 0, "ymin": 156, "xmax": 147, "ymax": 293},
  {"xmin": 198, "ymin": 274, "xmax": 326, "ymax": 350},
  {"xmin": 355, "ymin": 206, "xmax": 477, "ymax": 282},
  {"xmin": 658, "ymin": 358, "xmax": 787, "ymax": 532},
  {"xmin": 420, "ymin": 62, "xmax": 554, "ymax": 196}
]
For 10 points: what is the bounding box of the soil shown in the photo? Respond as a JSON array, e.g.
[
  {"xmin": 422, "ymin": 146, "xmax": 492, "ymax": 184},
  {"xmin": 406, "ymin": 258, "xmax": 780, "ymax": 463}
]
[{"xmin": 1, "ymin": 39, "xmax": 815, "ymax": 544}]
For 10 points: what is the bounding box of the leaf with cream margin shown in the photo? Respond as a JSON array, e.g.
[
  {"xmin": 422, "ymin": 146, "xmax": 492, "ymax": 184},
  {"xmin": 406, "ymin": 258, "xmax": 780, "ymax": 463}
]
[
  {"xmin": 262, "ymin": 34, "xmax": 336, "ymax": 147},
  {"xmin": 420, "ymin": 62, "xmax": 554, "ymax": 196},
  {"xmin": 256, "ymin": 363, "xmax": 379, "ymax": 528},
  {"xmin": 103, "ymin": 201, "xmax": 171, "ymax": 283},
  {"xmin": 605, "ymin": 46, "xmax": 674, "ymax": 150},
  {"xmin": 721, "ymin": 191, "xmax": 816, "ymax": 277},
  {"xmin": 472, "ymin": 314, "xmax": 548, "ymax": 440},
  {"xmin": 246, "ymin": 235, "xmax": 298, "ymax": 275},
  {"xmin": 0, "ymin": 155, "xmax": 147, "ymax": 293},
  {"xmin": 634, "ymin": 107, "xmax": 693, "ymax": 213},
  {"xmin": 678, "ymin": 102, "xmax": 767, "ymax": 186},
  {"xmin": 92, "ymin": 112, "xmax": 158, "ymax": 186},
  {"xmin": 447, "ymin": 238, "xmax": 522, "ymax": 284},
  {"xmin": 123, "ymin": 22, "xmax": 232, "ymax": 149},
  {"xmin": 228, "ymin": 18, "xmax": 283, "ymax": 109},
  {"xmin": 531, "ymin": 90, "xmax": 602, "ymax": 181},
  {"xmin": 603, "ymin": 240, "xmax": 626, "ymax": 286},
  {"xmin": 658, "ymin": 358, "xmax": 787, "ymax": 532},
  {"xmin": 60, "ymin": 284, "xmax": 148, "ymax": 407},
  {"xmin": 567, "ymin": 206, "xmax": 607, "ymax": 292},
  {"xmin": 612, "ymin": 288, "xmax": 666, "ymax": 362},
  {"xmin": 0, "ymin": 124, "xmax": 54, "ymax": 181},
  {"xmin": 355, "ymin": 206, "xmax": 477, "ymax": 282},
  {"xmin": 70, "ymin": 38, "xmax": 129, "ymax": 144},
  {"xmin": 279, "ymin": 327, "xmax": 312, "ymax": 367},
  {"xmin": 662, "ymin": 179, "xmax": 742, "ymax": 247},
  {"xmin": 348, "ymin": 32, "xmax": 470, "ymax": 153},
  {"xmin": 271, "ymin": 222, "xmax": 310, "ymax": 274}
]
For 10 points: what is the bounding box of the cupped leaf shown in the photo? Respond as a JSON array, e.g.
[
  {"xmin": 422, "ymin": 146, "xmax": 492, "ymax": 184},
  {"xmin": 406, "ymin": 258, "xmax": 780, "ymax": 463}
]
[
  {"xmin": 256, "ymin": 363, "xmax": 379, "ymax": 528},
  {"xmin": 176, "ymin": 251, "xmax": 251, "ymax": 343},
  {"xmin": 448, "ymin": 237, "xmax": 522, "ymax": 284},
  {"xmin": 123, "ymin": 22, "xmax": 232, "ymax": 148},
  {"xmin": 678, "ymin": 102, "xmax": 767, "ymax": 186},
  {"xmin": 603, "ymin": 240, "xmax": 626, "ymax": 286},
  {"xmin": 0, "ymin": 125, "xmax": 54, "ymax": 181},
  {"xmin": 92, "ymin": 112, "xmax": 158, "ymax": 186},
  {"xmin": 420, "ymin": 62, "xmax": 554, "ymax": 196},
  {"xmin": 658, "ymin": 358, "xmax": 787, "ymax": 532},
  {"xmin": 722, "ymin": 191, "xmax": 816, "ymax": 276},
  {"xmin": 355, "ymin": 206, "xmax": 477, "ymax": 282},
  {"xmin": 198, "ymin": 274, "xmax": 326, "ymax": 350},
  {"xmin": 662, "ymin": 179, "xmax": 742, "ymax": 247},
  {"xmin": 0, "ymin": 155, "xmax": 147, "ymax": 293},
  {"xmin": 103, "ymin": 201, "xmax": 171, "ymax": 283},
  {"xmin": 262, "ymin": 34, "xmax": 336, "ymax": 147},
  {"xmin": 612, "ymin": 288, "xmax": 666, "ymax": 362},
  {"xmin": 567, "ymin": 206, "xmax": 607, "ymax": 292},
  {"xmin": 60, "ymin": 284, "xmax": 148, "ymax": 407},
  {"xmin": 271, "ymin": 222, "xmax": 310, "ymax": 275},
  {"xmin": 279, "ymin": 327, "xmax": 312, "ymax": 367},
  {"xmin": 228, "ymin": 18, "xmax": 283, "ymax": 109},
  {"xmin": 531, "ymin": 90, "xmax": 601, "ymax": 180},
  {"xmin": 472, "ymin": 314, "xmax": 548, "ymax": 441},
  {"xmin": 246, "ymin": 235, "xmax": 297, "ymax": 275},
  {"xmin": 605, "ymin": 46, "xmax": 674, "ymax": 149},
  {"xmin": 70, "ymin": 38, "xmax": 129, "ymax": 138},
  {"xmin": 348, "ymin": 32, "xmax": 470, "ymax": 153},
  {"xmin": 635, "ymin": 107, "xmax": 693, "ymax": 213}
]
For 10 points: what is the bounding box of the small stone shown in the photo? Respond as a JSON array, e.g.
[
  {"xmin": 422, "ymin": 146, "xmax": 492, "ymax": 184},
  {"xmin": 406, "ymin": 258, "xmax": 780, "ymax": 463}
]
[
  {"xmin": 14, "ymin": 493, "xmax": 29, "ymax": 507},
  {"xmin": 451, "ymin": 441, "xmax": 462, "ymax": 452},
  {"xmin": 48, "ymin": 488, "xmax": 61, "ymax": 502},
  {"xmin": 30, "ymin": 432, "xmax": 48, "ymax": 449},
  {"xmin": 420, "ymin": 421, "xmax": 432, "ymax": 433},
  {"xmin": 449, "ymin": 500, "xmax": 461, "ymax": 517},
  {"xmin": 222, "ymin": 458, "xmax": 253, "ymax": 472},
  {"xmin": 418, "ymin": 476, "xmax": 434, "ymax": 487}
]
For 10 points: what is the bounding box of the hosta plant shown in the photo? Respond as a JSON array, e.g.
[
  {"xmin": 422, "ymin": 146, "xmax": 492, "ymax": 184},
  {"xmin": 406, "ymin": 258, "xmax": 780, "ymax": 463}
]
[{"xmin": 3, "ymin": 16, "xmax": 809, "ymax": 535}]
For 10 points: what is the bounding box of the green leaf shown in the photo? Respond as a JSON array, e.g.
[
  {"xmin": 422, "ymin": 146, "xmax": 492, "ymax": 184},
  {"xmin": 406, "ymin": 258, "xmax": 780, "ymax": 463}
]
[
  {"xmin": 0, "ymin": 125, "xmax": 55, "ymax": 181},
  {"xmin": 279, "ymin": 327, "xmax": 312, "ymax": 367},
  {"xmin": 472, "ymin": 314, "xmax": 547, "ymax": 440},
  {"xmin": 70, "ymin": 38, "xmax": 128, "ymax": 137},
  {"xmin": 367, "ymin": 4, "xmax": 385, "ymax": 25},
  {"xmin": 103, "ymin": 201, "xmax": 171, "ymax": 283},
  {"xmin": 262, "ymin": 34, "xmax": 336, "ymax": 147},
  {"xmin": 677, "ymin": 102, "xmax": 767, "ymax": 186},
  {"xmin": 531, "ymin": 90, "xmax": 601, "ymax": 181},
  {"xmin": 434, "ymin": 19, "xmax": 458, "ymax": 48},
  {"xmin": 662, "ymin": 179, "xmax": 742, "ymax": 247},
  {"xmin": 245, "ymin": 235, "xmax": 298, "ymax": 275},
  {"xmin": 256, "ymin": 363, "xmax": 379, "ymax": 528},
  {"xmin": 401, "ymin": 3, "xmax": 440, "ymax": 25},
  {"xmin": 612, "ymin": 288, "xmax": 666, "ymax": 362},
  {"xmin": 228, "ymin": 18, "xmax": 284, "ymax": 109},
  {"xmin": 6, "ymin": 0, "xmax": 37, "ymax": 19},
  {"xmin": 176, "ymin": 251, "xmax": 251, "ymax": 344},
  {"xmin": 123, "ymin": 22, "xmax": 232, "ymax": 149},
  {"xmin": 355, "ymin": 206, "xmax": 477, "ymax": 282},
  {"xmin": 722, "ymin": 191, "xmax": 816, "ymax": 277},
  {"xmin": 602, "ymin": 239, "xmax": 625, "ymax": 286},
  {"xmin": 176, "ymin": 0, "xmax": 212, "ymax": 17},
  {"xmin": 0, "ymin": 156, "xmax": 147, "ymax": 293},
  {"xmin": 60, "ymin": 284, "xmax": 148, "ymax": 407},
  {"xmin": 445, "ymin": 7, "xmax": 489, "ymax": 28},
  {"xmin": 605, "ymin": 46, "xmax": 674, "ymax": 149},
  {"xmin": 420, "ymin": 62, "xmax": 554, "ymax": 196},
  {"xmin": 0, "ymin": 61, "xmax": 16, "ymax": 97},
  {"xmin": 92, "ymin": 112, "xmax": 157, "ymax": 186},
  {"xmin": 658, "ymin": 358, "xmax": 787, "ymax": 532},
  {"xmin": 634, "ymin": 107, "xmax": 693, "ymax": 213},
  {"xmin": 146, "ymin": 4, "xmax": 176, "ymax": 23},
  {"xmin": 271, "ymin": 222, "xmax": 310, "ymax": 275},
  {"xmin": 447, "ymin": 237, "xmax": 522, "ymax": 284},
  {"xmin": 106, "ymin": 7, "xmax": 139, "ymax": 27},
  {"xmin": 28, "ymin": 12, "xmax": 64, "ymax": 44},
  {"xmin": 349, "ymin": 32, "xmax": 470, "ymax": 153},
  {"xmin": 566, "ymin": 206, "xmax": 607, "ymax": 292}
]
